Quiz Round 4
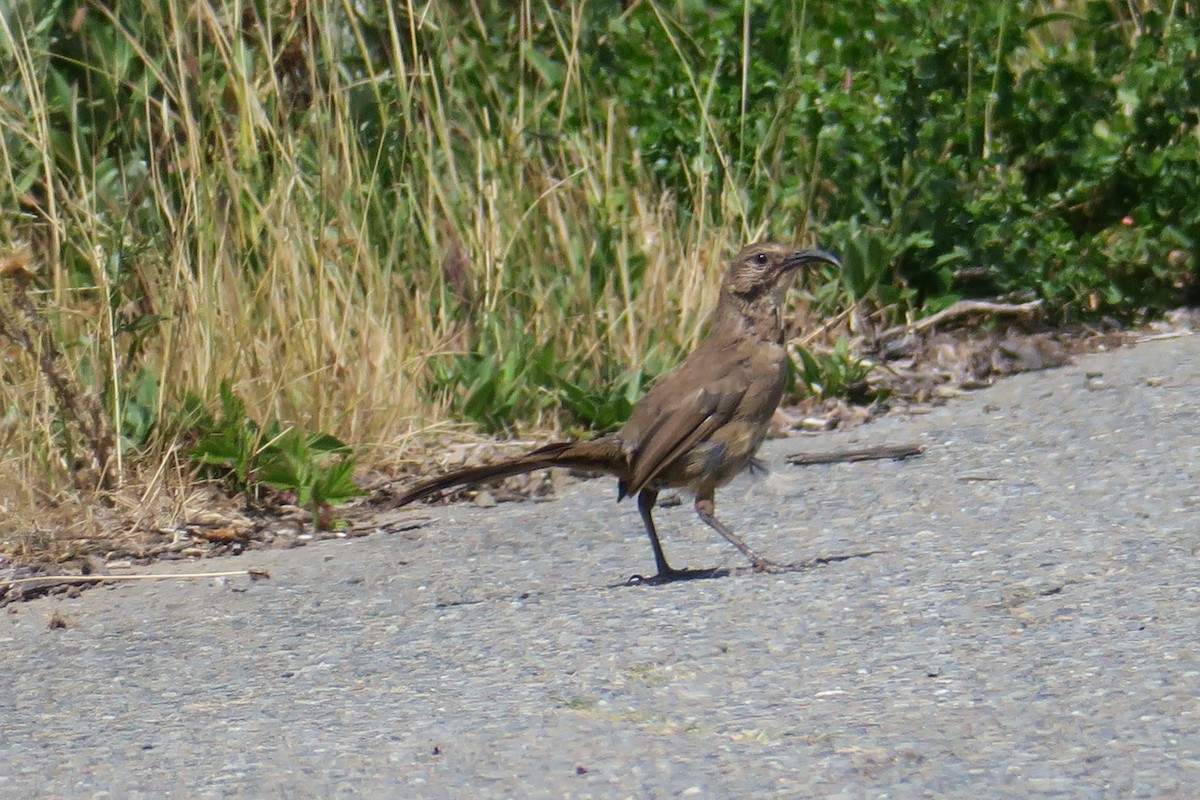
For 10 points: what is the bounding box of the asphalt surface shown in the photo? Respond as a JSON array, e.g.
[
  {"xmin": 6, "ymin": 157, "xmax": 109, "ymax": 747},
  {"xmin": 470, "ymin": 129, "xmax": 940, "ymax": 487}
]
[{"xmin": 2, "ymin": 333, "xmax": 1198, "ymax": 799}]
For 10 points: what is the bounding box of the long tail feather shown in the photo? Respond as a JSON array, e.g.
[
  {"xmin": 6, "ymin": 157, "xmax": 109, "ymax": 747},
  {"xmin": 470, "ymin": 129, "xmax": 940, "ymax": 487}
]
[{"xmin": 395, "ymin": 438, "xmax": 626, "ymax": 506}]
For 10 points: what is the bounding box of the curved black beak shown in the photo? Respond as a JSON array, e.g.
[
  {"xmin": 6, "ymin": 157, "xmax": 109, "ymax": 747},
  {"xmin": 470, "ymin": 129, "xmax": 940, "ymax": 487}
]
[{"xmin": 784, "ymin": 247, "xmax": 842, "ymax": 270}]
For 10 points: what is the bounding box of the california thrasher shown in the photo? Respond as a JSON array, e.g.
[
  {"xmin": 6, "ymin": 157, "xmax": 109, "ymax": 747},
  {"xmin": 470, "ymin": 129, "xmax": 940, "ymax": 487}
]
[{"xmin": 396, "ymin": 242, "xmax": 842, "ymax": 582}]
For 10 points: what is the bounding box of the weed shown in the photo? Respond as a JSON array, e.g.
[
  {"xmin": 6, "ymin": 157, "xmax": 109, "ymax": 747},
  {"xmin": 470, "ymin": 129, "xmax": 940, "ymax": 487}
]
[
  {"xmin": 255, "ymin": 430, "xmax": 364, "ymax": 532},
  {"xmin": 186, "ymin": 384, "xmax": 263, "ymax": 491},
  {"xmin": 793, "ymin": 339, "xmax": 880, "ymax": 403},
  {"xmin": 187, "ymin": 383, "xmax": 362, "ymax": 530}
]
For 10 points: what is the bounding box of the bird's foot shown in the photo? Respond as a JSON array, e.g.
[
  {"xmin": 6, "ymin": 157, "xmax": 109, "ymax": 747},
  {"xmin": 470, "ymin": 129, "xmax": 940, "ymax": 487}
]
[
  {"xmin": 626, "ymin": 567, "xmax": 723, "ymax": 586},
  {"xmin": 750, "ymin": 557, "xmax": 786, "ymax": 574}
]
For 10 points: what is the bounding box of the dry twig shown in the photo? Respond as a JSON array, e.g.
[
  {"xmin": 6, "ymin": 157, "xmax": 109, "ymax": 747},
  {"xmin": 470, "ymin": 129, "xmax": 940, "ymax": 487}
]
[
  {"xmin": 879, "ymin": 299, "xmax": 1044, "ymax": 344},
  {"xmin": 1, "ymin": 568, "xmax": 270, "ymax": 589},
  {"xmin": 786, "ymin": 443, "xmax": 925, "ymax": 466}
]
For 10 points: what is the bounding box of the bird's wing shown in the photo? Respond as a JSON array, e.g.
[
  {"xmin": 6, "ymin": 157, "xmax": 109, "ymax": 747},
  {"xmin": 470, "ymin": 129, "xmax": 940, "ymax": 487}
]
[{"xmin": 621, "ymin": 379, "xmax": 747, "ymax": 498}]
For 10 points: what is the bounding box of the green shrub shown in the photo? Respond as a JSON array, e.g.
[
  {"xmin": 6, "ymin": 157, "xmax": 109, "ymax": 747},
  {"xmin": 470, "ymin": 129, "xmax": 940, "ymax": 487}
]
[{"xmin": 580, "ymin": 1, "xmax": 1197, "ymax": 318}]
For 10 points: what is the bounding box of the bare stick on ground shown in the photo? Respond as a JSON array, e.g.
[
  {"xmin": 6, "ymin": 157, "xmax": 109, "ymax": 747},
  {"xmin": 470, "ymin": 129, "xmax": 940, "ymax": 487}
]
[
  {"xmin": 786, "ymin": 443, "xmax": 925, "ymax": 466},
  {"xmin": 878, "ymin": 299, "xmax": 1044, "ymax": 344}
]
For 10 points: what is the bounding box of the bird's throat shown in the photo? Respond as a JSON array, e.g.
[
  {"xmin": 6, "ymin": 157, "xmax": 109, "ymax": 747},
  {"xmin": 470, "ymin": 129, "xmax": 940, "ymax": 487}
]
[
  {"xmin": 722, "ymin": 291, "xmax": 788, "ymax": 345},
  {"xmin": 706, "ymin": 279, "xmax": 795, "ymax": 348}
]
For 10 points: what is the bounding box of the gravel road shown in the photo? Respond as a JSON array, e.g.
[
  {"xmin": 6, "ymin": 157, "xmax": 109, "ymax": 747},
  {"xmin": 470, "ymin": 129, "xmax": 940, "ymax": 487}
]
[{"xmin": 2, "ymin": 333, "xmax": 1198, "ymax": 799}]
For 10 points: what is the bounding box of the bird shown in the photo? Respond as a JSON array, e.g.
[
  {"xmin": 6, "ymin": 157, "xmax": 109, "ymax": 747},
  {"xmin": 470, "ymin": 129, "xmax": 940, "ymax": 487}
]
[{"xmin": 395, "ymin": 242, "xmax": 842, "ymax": 582}]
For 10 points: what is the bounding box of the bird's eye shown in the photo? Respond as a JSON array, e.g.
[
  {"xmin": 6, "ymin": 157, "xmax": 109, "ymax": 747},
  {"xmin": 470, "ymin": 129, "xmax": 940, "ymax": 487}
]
[{"xmin": 753, "ymin": 252, "xmax": 768, "ymax": 267}]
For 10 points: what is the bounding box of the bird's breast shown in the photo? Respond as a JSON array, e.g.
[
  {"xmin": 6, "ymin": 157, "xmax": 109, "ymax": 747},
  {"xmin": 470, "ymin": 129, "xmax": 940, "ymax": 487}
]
[{"xmin": 742, "ymin": 341, "xmax": 790, "ymax": 415}]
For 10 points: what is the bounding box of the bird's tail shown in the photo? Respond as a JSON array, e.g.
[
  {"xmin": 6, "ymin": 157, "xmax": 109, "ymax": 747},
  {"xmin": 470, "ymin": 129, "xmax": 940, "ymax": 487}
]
[{"xmin": 394, "ymin": 437, "xmax": 627, "ymax": 506}]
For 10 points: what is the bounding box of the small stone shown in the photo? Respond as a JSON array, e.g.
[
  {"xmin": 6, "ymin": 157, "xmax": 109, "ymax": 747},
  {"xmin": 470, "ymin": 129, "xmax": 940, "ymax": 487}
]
[{"xmin": 474, "ymin": 491, "xmax": 497, "ymax": 508}]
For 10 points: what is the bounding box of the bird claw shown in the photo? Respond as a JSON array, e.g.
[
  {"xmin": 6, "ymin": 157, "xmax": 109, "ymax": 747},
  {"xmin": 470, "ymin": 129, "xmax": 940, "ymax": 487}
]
[{"xmin": 626, "ymin": 567, "xmax": 723, "ymax": 586}]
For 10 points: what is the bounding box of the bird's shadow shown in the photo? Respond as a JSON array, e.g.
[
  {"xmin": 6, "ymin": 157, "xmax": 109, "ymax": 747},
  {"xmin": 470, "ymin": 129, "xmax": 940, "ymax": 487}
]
[
  {"xmin": 434, "ymin": 550, "xmax": 882, "ymax": 608},
  {"xmin": 614, "ymin": 550, "xmax": 883, "ymax": 589}
]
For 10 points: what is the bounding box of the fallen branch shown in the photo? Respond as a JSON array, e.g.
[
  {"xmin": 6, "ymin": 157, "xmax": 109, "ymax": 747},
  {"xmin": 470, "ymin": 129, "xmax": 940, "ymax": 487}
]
[
  {"xmin": 786, "ymin": 443, "xmax": 925, "ymax": 466},
  {"xmin": 1, "ymin": 568, "xmax": 270, "ymax": 589},
  {"xmin": 879, "ymin": 299, "xmax": 1044, "ymax": 344},
  {"xmin": 1136, "ymin": 330, "xmax": 1191, "ymax": 343}
]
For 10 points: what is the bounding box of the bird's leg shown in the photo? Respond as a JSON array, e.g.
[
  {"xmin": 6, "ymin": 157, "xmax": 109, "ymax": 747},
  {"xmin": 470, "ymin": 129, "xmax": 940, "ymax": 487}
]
[
  {"xmin": 694, "ymin": 492, "xmax": 782, "ymax": 572},
  {"xmin": 637, "ymin": 489, "xmax": 682, "ymax": 580}
]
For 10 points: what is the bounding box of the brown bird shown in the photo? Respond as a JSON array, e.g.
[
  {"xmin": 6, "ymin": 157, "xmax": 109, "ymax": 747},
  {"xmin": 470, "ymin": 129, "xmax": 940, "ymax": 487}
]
[{"xmin": 396, "ymin": 242, "xmax": 842, "ymax": 582}]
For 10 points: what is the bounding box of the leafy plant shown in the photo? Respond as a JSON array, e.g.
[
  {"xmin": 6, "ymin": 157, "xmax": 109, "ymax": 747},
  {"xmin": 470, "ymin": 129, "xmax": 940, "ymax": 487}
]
[
  {"xmin": 554, "ymin": 358, "xmax": 669, "ymax": 434},
  {"xmin": 118, "ymin": 366, "xmax": 160, "ymax": 450},
  {"xmin": 187, "ymin": 384, "xmax": 262, "ymax": 490},
  {"xmin": 429, "ymin": 331, "xmax": 562, "ymax": 434},
  {"xmin": 256, "ymin": 430, "xmax": 364, "ymax": 531},
  {"xmin": 793, "ymin": 339, "xmax": 879, "ymax": 403},
  {"xmin": 186, "ymin": 383, "xmax": 362, "ymax": 530}
]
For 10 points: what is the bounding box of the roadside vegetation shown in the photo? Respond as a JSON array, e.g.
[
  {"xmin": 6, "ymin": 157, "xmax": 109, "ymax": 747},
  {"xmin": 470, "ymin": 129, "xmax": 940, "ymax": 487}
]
[{"xmin": 0, "ymin": 1, "xmax": 1195, "ymax": 559}]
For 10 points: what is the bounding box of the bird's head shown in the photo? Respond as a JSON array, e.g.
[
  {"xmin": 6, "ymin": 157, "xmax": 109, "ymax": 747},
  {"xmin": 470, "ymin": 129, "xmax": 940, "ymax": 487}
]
[{"xmin": 721, "ymin": 242, "xmax": 842, "ymax": 299}]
